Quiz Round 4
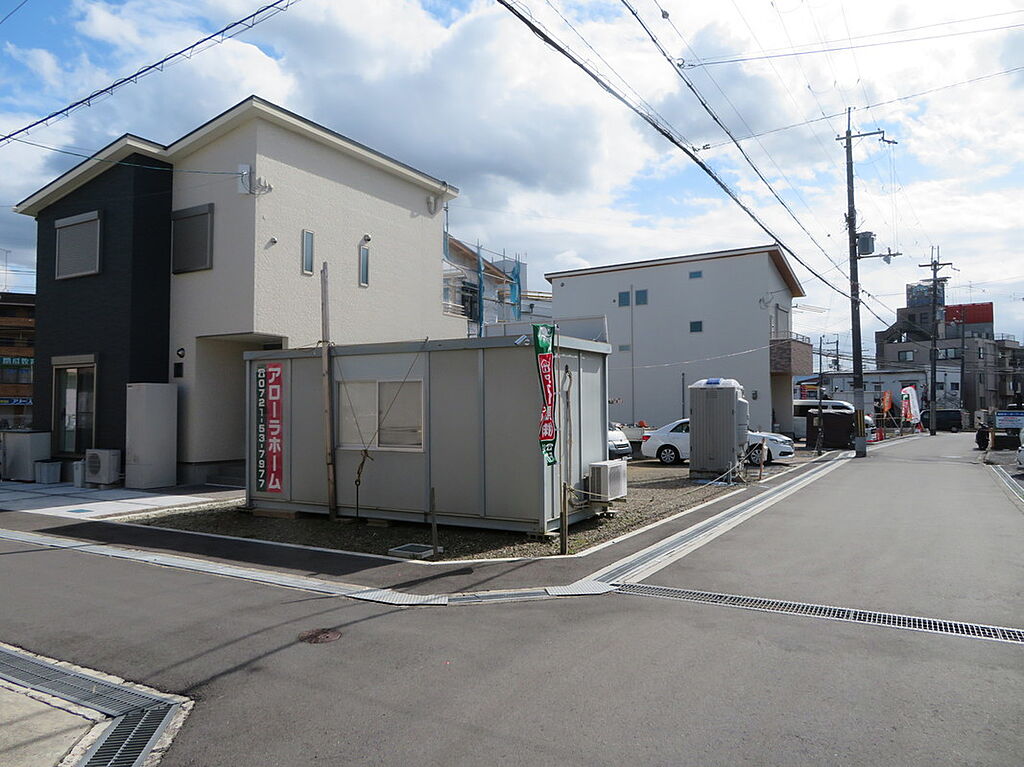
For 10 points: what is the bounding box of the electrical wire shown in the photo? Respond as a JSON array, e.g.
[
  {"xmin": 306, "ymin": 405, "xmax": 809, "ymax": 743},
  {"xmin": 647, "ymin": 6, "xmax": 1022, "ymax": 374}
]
[
  {"xmin": 625, "ymin": 0, "xmax": 854, "ymax": 299},
  {"xmin": 12, "ymin": 136, "xmax": 243, "ymax": 175},
  {"xmin": 0, "ymin": 0, "xmax": 302, "ymax": 148},
  {"xmin": 684, "ymin": 20, "xmax": 1024, "ymax": 68},
  {"xmin": 495, "ymin": 1, "xmax": 890, "ymax": 324},
  {"xmin": 0, "ymin": 0, "xmax": 30, "ymax": 27},
  {"xmin": 703, "ymin": 64, "xmax": 1024, "ymax": 150}
]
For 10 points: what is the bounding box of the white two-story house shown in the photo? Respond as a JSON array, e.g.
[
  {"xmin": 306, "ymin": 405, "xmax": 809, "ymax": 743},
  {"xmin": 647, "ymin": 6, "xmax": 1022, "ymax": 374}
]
[
  {"xmin": 16, "ymin": 96, "xmax": 466, "ymax": 483},
  {"xmin": 547, "ymin": 244, "xmax": 812, "ymax": 434}
]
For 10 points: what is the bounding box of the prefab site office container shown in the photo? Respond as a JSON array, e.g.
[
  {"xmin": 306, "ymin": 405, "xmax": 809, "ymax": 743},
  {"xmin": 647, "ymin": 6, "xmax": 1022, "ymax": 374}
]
[{"xmin": 244, "ymin": 335, "xmax": 610, "ymax": 533}]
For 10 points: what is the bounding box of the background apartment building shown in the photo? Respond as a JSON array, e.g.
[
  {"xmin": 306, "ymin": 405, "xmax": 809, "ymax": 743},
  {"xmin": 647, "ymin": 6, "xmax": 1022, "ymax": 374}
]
[
  {"xmin": 0, "ymin": 292, "xmax": 34, "ymax": 429},
  {"xmin": 548, "ymin": 244, "xmax": 811, "ymax": 434},
  {"xmin": 875, "ymin": 282, "xmax": 1024, "ymax": 413}
]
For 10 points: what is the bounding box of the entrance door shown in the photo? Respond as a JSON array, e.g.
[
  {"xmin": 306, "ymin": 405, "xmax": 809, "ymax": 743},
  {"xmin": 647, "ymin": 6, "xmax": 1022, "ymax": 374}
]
[{"xmin": 54, "ymin": 365, "xmax": 95, "ymax": 454}]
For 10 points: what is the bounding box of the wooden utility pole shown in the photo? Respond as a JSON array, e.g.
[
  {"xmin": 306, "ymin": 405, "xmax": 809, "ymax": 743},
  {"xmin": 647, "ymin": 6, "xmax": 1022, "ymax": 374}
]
[{"xmin": 320, "ymin": 262, "xmax": 338, "ymax": 520}]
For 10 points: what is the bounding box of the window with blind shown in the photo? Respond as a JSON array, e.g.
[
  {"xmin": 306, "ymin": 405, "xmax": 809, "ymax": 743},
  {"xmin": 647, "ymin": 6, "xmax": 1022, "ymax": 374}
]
[
  {"xmin": 171, "ymin": 204, "xmax": 214, "ymax": 273},
  {"xmin": 55, "ymin": 211, "xmax": 100, "ymax": 279}
]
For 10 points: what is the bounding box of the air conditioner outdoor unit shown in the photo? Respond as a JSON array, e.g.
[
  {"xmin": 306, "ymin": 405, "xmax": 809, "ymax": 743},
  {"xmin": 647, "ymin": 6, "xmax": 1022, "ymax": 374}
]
[
  {"xmin": 589, "ymin": 459, "xmax": 627, "ymax": 502},
  {"xmin": 85, "ymin": 449, "xmax": 121, "ymax": 485}
]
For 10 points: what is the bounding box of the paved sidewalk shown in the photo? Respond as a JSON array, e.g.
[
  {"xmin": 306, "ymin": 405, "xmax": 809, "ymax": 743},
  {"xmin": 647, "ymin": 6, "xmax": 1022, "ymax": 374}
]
[
  {"xmin": 0, "ymin": 455, "xmax": 837, "ymax": 595},
  {"xmin": 0, "ymin": 685, "xmax": 94, "ymax": 766},
  {"xmin": 647, "ymin": 432, "xmax": 1024, "ymax": 627},
  {"xmin": 0, "ymin": 481, "xmax": 243, "ymax": 519}
]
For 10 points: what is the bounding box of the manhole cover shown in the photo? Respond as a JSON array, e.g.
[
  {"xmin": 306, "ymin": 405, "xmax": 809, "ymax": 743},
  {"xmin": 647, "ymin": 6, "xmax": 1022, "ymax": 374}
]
[{"xmin": 298, "ymin": 628, "xmax": 342, "ymax": 644}]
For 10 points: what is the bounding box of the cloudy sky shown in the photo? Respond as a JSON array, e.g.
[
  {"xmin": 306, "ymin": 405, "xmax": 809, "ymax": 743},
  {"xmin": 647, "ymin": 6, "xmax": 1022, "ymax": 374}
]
[{"xmin": 1, "ymin": 0, "xmax": 1022, "ymax": 354}]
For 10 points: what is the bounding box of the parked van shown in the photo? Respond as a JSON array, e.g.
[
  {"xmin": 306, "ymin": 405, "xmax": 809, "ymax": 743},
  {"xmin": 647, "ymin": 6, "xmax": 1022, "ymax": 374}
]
[
  {"xmin": 919, "ymin": 409, "xmax": 965, "ymax": 432},
  {"xmin": 793, "ymin": 399, "xmax": 873, "ymax": 440}
]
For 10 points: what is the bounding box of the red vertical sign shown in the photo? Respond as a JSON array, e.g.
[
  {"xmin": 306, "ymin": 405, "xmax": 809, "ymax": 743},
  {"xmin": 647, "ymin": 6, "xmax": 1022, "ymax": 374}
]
[{"xmin": 255, "ymin": 362, "xmax": 284, "ymax": 493}]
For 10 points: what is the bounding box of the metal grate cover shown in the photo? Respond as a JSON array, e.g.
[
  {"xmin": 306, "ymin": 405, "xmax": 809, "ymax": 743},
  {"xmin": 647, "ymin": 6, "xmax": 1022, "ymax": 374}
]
[
  {"xmin": 0, "ymin": 646, "xmax": 181, "ymax": 767},
  {"xmin": 82, "ymin": 705, "xmax": 175, "ymax": 767},
  {"xmin": 0, "ymin": 650, "xmax": 160, "ymax": 716},
  {"xmin": 618, "ymin": 584, "xmax": 1024, "ymax": 645}
]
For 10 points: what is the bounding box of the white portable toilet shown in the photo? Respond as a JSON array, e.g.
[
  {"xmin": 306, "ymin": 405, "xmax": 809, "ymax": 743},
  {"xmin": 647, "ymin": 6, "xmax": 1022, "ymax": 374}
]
[{"xmin": 689, "ymin": 378, "xmax": 749, "ymax": 479}]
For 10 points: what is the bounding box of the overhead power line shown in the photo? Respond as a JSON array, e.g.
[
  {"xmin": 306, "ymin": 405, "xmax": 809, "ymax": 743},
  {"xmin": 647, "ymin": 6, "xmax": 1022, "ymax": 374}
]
[
  {"xmin": 696, "ymin": 8, "xmax": 1024, "ymax": 64},
  {"xmin": 703, "ymin": 64, "xmax": 1024, "ymax": 150},
  {"xmin": 683, "ymin": 19, "xmax": 1024, "ymax": 68},
  {"xmin": 11, "ymin": 136, "xmax": 243, "ymax": 175},
  {"xmin": 0, "ymin": 0, "xmax": 30, "ymax": 27},
  {"xmin": 0, "ymin": 0, "xmax": 302, "ymax": 148},
  {"xmin": 621, "ymin": 1, "xmax": 858, "ymax": 299},
  {"xmin": 494, "ymin": 0, "xmax": 891, "ymax": 323}
]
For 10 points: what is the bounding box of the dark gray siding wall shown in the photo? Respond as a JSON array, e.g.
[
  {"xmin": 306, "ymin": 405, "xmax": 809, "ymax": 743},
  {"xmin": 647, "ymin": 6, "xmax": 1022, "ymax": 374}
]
[{"xmin": 33, "ymin": 154, "xmax": 172, "ymax": 453}]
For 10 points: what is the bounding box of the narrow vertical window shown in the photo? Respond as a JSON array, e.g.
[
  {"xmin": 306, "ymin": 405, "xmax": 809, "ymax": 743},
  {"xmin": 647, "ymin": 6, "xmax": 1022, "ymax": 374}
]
[
  {"xmin": 359, "ymin": 244, "xmax": 370, "ymax": 287},
  {"xmin": 302, "ymin": 230, "xmax": 314, "ymax": 274}
]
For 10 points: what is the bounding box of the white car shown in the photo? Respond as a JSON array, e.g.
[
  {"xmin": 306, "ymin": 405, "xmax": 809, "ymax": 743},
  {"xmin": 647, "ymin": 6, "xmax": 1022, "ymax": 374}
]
[{"xmin": 640, "ymin": 418, "xmax": 795, "ymax": 466}]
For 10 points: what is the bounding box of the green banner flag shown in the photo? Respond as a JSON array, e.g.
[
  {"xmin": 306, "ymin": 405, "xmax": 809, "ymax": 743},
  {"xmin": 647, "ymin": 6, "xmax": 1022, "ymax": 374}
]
[{"xmin": 533, "ymin": 324, "xmax": 557, "ymax": 465}]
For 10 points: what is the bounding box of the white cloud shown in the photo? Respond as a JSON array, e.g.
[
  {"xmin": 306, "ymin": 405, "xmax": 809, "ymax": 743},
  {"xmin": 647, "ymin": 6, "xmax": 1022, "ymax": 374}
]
[{"xmin": 0, "ymin": 0, "xmax": 1021, "ymax": 343}]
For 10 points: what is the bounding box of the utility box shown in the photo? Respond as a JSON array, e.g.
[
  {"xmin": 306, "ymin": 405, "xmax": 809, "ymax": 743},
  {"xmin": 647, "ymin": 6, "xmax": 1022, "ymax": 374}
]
[
  {"xmin": 1, "ymin": 430, "xmax": 51, "ymax": 481},
  {"xmin": 689, "ymin": 378, "xmax": 748, "ymax": 479},
  {"xmin": 806, "ymin": 411, "xmax": 855, "ymax": 448},
  {"xmin": 125, "ymin": 383, "xmax": 177, "ymax": 489}
]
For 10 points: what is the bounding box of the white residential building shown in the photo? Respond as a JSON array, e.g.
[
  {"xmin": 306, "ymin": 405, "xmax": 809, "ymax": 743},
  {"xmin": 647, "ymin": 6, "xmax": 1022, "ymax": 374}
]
[
  {"xmin": 547, "ymin": 244, "xmax": 811, "ymax": 434},
  {"xmin": 17, "ymin": 96, "xmax": 466, "ymax": 482}
]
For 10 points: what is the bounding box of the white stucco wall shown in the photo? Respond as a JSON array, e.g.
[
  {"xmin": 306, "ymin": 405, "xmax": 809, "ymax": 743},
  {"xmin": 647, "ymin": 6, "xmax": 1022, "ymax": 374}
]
[
  {"xmin": 169, "ymin": 121, "xmax": 259, "ymax": 463},
  {"xmin": 252, "ymin": 120, "xmax": 466, "ymax": 347},
  {"xmin": 551, "ymin": 252, "xmax": 793, "ymax": 432},
  {"xmin": 167, "ymin": 115, "xmax": 465, "ymax": 465}
]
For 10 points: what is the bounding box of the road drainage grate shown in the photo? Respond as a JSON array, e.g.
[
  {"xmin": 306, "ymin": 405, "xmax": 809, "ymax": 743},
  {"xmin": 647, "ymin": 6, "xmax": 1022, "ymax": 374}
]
[
  {"xmin": 0, "ymin": 646, "xmax": 182, "ymax": 767},
  {"xmin": 298, "ymin": 628, "xmax": 342, "ymax": 644},
  {"xmin": 617, "ymin": 584, "xmax": 1024, "ymax": 645},
  {"xmin": 82, "ymin": 704, "xmax": 175, "ymax": 767}
]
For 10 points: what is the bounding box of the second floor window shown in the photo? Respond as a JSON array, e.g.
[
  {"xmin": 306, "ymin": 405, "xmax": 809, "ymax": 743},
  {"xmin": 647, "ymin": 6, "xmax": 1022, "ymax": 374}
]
[
  {"xmin": 55, "ymin": 211, "xmax": 100, "ymax": 279},
  {"xmin": 302, "ymin": 230, "xmax": 314, "ymax": 274},
  {"xmin": 172, "ymin": 204, "xmax": 214, "ymax": 273},
  {"xmin": 359, "ymin": 244, "xmax": 370, "ymax": 286},
  {"xmin": 898, "ymin": 350, "xmax": 914, "ymax": 361}
]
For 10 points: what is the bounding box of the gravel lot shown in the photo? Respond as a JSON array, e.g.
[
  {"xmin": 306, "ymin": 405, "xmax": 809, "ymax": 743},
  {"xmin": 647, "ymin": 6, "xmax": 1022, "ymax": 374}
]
[{"xmin": 137, "ymin": 449, "xmax": 822, "ymax": 561}]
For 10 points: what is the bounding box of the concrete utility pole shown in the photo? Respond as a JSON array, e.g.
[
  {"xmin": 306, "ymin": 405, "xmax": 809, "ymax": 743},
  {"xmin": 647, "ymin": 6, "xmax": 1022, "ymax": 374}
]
[
  {"xmin": 320, "ymin": 262, "xmax": 338, "ymax": 520},
  {"xmin": 816, "ymin": 336, "xmax": 824, "ymax": 455},
  {"xmin": 920, "ymin": 249, "xmax": 953, "ymax": 436},
  {"xmin": 838, "ymin": 108, "xmax": 897, "ymax": 458}
]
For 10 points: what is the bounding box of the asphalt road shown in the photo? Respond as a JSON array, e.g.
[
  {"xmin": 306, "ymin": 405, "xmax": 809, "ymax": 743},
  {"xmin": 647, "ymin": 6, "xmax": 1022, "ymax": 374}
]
[{"xmin": 0, "ymin": 434, "xmax": 1021, "ymax": 766}]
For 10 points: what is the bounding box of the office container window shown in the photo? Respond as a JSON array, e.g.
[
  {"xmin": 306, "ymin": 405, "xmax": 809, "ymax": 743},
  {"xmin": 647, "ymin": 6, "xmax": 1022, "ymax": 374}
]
[
  {"xmin": 302, "ymin": 230, "xmax": 314, "ymax": 274},
  {"xmin": 689, "ymin": 270, "xmax": 702, "ymax": 279},
  {"xmin": 338, "ymin": 380, "xmax": 423, "ymax": 450},
  {"xmin": 171, "ymin": 204, "xmax": 214, "ymax": 273},
  {"xmin": 55, "ymin": 211, "xmax": 100, "ymax": 279},
  {"xmin": 950, "ymin": 382, "xmax": 960, "ymax": 391},
  {"xmin": 618, "ymin": 291, "xmax": 630, "ymax": 307},
  {"xmin": 690, "ymin": 321, "xmax": 703, "ymax": 333},
  {"xmin": 359, "ymin": 245, "xmax": 370, "ymax": 286},
  {"xmin": 635, "ymin": 289, "xmax": 648, "ymax": 305},
  {"xmin": 378, "ymin": 381, "xmax": 423, "ymax": 448}
]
